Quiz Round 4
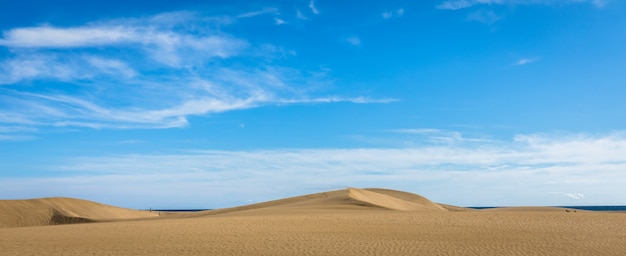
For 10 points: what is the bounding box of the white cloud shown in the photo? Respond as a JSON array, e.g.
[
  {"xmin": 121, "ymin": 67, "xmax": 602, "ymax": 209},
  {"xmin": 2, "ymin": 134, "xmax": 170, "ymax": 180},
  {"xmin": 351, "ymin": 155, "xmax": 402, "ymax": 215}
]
[
  {"xmin": 309, "ymin": 0, "xmax": 320, "ymax": 15},
  {"xmin": 512, "ymin": 132, "xmax": 626, "ymax": 164},
  {"xmin": 346, "ymin": 36, "xmax": 361, "ymax": 46},
  {"xmin": 1, "ymin": 65, "xmax": 394, "ymax": 130},
  {"xmin": 0, "ymin": 12, "xmax": 247, "ymax": 81},
  {"xmin": 0, "ymin": 134, "xmax": 34, "ymax": 141},
  {"xmin": 437, "ymin": 0, "xmax": 607, "ymax": 10},
  {"xmin": 0, "ymin": 12, "xmax": 395, "ymax": 136},
  {"xmin": 391, "ymin": 128, "xmax": 490, "ymax": 144},
  {"xmin": 467, "ymin": 9, "xmax": 502, "ymax": 24},
  {"xmin": 277, "ymin": 96, "xmax": 398, "ymax": 104},
  {"xmin": 0, "ymin": 26, "xmax": 137, "ymax": 48},
  {"xmin": 2, "ymin": 131, "xmax": 624, "ymax": 208},
  {"xmin": 0, "ymin": 24, "xmax": 246, "ymax": 68},
  {"xmin": 0, "ymin": 54, "xmax": 80, "ymax": 83},
  {"xmin": 146, "ymin": 33, "xmax": 246, "ymax": 67},
  {"xmin": 85, "ymin": 57, "xmax": 137, "ymax": 78},
  {"xmin": 296, "ymin": 9, "xmax": 308, "ymax": 20},
  {"xmin": 565, "ymin": 193, "xmax": 585, "ymax": 199},
  {"xmin": 515, "ymin": 57, "xmax": 539, "ymax": 65},
  {"xmin": 437, "ymin": 0, "xmax": 479, "ymax": 10},
  {"xmin": 382, "ymin": 8, "xmax": 405, "ymax": 19},
  {"xmin": 0, "ymin": 126, "xmax": 36, "ymax": 141},
  {"xmin": 274, "ymin": 17, "xmax": 286, "ymax": 25},
  {"xmin": 0, "ymin": 54, "xmax": 138, "ymax": 83},
  {"xmin": 236, "ymin": 8, "xmax": 280, "ymax": 18},
  {"xmin": 592, "ymin": 0, "xmax": 607, "ymax": 7},
  {"xmin": 397, "ymin": 8, "xmax": 405, "ymax": 16}
]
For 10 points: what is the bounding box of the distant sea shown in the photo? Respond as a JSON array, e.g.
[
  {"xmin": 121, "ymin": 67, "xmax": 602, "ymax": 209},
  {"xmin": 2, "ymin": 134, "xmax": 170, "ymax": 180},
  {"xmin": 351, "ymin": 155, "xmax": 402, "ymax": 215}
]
[
  {"xmin": 469, "ymin": 206, "xmax": 626, "ymax": 211},
  {"xmin": 149, "ymin": 209, "xmax": 211, "ymax": 212},
  {"xmin": 150, "ymin": 206, "xmax": 626, "ymax": 212}
]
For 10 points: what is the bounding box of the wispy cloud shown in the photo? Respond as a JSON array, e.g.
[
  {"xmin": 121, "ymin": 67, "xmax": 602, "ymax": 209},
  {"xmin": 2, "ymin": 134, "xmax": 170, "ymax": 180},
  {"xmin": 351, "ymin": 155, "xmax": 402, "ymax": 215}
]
[
  {"xmin": 277, "ymin": 96, "xmax": 398, "ymax": 104},
  {"xmin": 0, "ymin": 12, "xmax": 392, "ymax": 135},
  {"xmin": 0, "ymin": 54, "xmax": 140, "ymax": 84},
  {"xmin": 467, "ymin": 9, "xmax": 502, "ymax": 24},
  {"xmin": 345, "ymin": 36, "xmax": 361, "ymax": 46},
  {"xmin": 437, "ymin": 0, "xmax": 607, "ymax": 10},
  {"xmin": 0, "ymin": 126, "xmax": 36, "ymax": 141},
  {"xmin": 515, "ymin": 57, "xmax": 540, "ymax": 65},
  {"xmin": 382, "ymin": 8, "xmax": 405, "ymax": 19},
  {"xmin": 309, "ymin": 0, "xmax": 320, "ymax": 15},
  {"xmin": 0, "ymin": 54, "xmax": 84, "ymax": 83},
  {"xmin": 236, "ymin": 8, "xmax": 279, "ymax": 18},
  {"xmin": 391, "ymin": 128, "xmax": 490, "ymax": 144},
  {"xmin": 296, "ymin": 9, "xmax": 308, "ymax": 20},
  {"xmin": 274, "ymin": 17, "xmax": 286, "ymax": 25},
  {"xmin": 85, "ymin": 57, "xmax": 137, "ymax": 78},
  {"xmin": 565, "ymin": 193, "xmax": 585, "ymax": 199},
  {"xmin": 2, "ymin": 131, "xmax": 624, "ymax": 207},
  {"xmin": 2, "ymin": 65, "xmax": 391, "ymax": 130},
  {"xmin": 0, "ymin": 21, "xmax": 246, "ymax": 68},
  {"xmin": 0, "ymin": 26, "xmax": 137, "ymax": 48},
  {"xmin": 0, "ymin": 25, "xmax": 243, "ymax": 61}
]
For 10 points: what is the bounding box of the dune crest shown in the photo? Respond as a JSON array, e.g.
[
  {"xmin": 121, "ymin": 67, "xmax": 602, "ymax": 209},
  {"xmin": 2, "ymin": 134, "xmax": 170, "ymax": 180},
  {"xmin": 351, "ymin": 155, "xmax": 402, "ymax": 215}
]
[
  {"xmin": 0, "ymin": 197, "xmax": 157, "ymax": 228},
  {"xmin": 347, "ymin": 188, "xmax": 446, "ymax": 211},
  {"xmin": 2, "ymin": 189, "xmax": 625, "ymax": 255},
  {"xmin": 192, "ymin": 188, "xmax": 452, "ymax": 217},
  {"xmin": 1, "ymin": 188, "xmax": 463, "ymax": 228}
]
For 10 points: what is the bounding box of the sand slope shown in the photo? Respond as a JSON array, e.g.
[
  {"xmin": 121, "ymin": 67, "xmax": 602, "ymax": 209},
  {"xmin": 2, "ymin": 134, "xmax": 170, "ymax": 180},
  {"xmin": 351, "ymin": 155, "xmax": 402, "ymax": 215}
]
[
  {"xmin": 347, "ymin": 188, "xmax": 447, "ymax": 211},
  {"xmin": 0, "ymin": 188, "xmax": 452, "ymax": 228},
  {"xmin": 191, "ymin": 188, "xmax": 450, "ymax": 217},
  {"xmin": 0, "ymin": 197, "xmax": 158, "ymax": 228},
  {"xmin": 2, "ymin": 188, "xmax": 626, "ymax": 255}
]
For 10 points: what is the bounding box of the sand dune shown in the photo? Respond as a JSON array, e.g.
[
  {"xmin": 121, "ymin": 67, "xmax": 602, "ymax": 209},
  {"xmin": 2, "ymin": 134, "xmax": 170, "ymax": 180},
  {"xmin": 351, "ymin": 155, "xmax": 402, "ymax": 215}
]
[
  {"xmin": 348, "ymin": 188, "xmax": 447, "ymax": 211},
  {"xmin": 2, "ymin": 188, "xmax": 625, "ymax": 255},
  {"xmin": 0, "ymin": 188, "xmax": 452, "ymax": 228},
  {"xmin": 0, "ymin": 197, "xmax": 157, "ymax": 228},
  {"xmin": 188, "ymin": 188, "xmax": 450, "ymax": 217}
]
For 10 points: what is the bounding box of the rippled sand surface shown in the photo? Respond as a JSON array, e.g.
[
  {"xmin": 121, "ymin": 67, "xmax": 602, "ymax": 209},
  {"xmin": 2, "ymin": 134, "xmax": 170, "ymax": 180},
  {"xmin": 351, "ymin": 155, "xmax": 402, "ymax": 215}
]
[{"xmin": 2, "ymin": 188, "xmax": 625, "ymax": 255}]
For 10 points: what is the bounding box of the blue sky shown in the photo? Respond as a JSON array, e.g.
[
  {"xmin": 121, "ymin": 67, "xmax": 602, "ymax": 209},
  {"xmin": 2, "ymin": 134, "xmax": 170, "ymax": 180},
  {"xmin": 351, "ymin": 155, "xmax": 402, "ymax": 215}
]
[{"xmin": 1, "ymin": 0, "xmax": 625, "ymax": 209}]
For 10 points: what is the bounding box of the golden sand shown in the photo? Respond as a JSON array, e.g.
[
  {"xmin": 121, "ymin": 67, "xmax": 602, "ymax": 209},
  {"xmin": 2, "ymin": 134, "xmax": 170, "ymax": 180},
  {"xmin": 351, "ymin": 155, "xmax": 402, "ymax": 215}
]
[{"xmin": 1, "ymin": 188, "xmax": 625, "ymax": 255}]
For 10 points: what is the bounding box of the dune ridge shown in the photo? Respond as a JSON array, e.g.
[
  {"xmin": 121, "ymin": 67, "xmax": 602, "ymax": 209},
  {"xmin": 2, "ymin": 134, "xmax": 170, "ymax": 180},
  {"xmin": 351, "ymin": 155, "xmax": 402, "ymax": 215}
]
[
  {"xmin": 2, "ymin": 188, "xmax": 626, "ymax": 255},
  {"xmin": 1, "ymin": 188, "xmax": 586, "ymax": 229},
  {"xmin": 0, "ymin": 197, "xmax": 157, "ymax": 228},
  {"xmin": 1, "ymin": 188, "xmax": 455, "ymax": 228},
  {"xmin": 347, "ymin": 188, "xmax": 447, "ymax": 211},
  {"xmin": 189, "ymin": 188, "xmax": 453, "ymax": 217},
  {"xmin": 0, "ymin": 188, "xmax": 476, "ymax": 228}
]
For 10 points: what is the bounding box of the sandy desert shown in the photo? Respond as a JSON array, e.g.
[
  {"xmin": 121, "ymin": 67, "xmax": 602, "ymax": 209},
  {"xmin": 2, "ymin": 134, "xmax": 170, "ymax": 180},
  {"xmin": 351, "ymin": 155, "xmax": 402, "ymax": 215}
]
[{"xmin": 1, "ymin": 188, "xmax": 625, "ymax": 255}]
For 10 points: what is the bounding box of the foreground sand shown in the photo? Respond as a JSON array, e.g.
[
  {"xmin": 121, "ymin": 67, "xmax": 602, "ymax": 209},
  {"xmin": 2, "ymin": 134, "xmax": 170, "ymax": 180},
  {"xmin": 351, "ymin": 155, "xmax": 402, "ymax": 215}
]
[{"xmin": 1, "ymin": 188, "xmax": 625, "ymax": 255}]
